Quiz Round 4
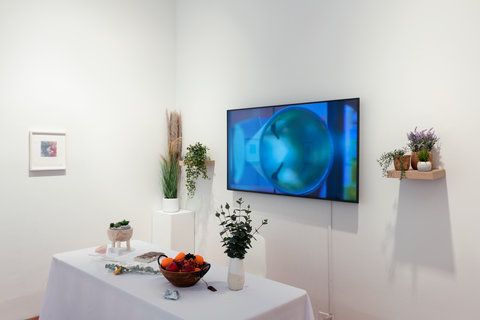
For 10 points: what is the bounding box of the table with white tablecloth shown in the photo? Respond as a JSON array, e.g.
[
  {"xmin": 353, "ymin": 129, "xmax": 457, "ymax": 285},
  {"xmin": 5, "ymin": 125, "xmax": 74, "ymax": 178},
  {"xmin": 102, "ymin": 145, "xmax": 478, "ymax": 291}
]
[{"xmin": 40, "ymin": 240, "xmax": 314, "ymax": 320}]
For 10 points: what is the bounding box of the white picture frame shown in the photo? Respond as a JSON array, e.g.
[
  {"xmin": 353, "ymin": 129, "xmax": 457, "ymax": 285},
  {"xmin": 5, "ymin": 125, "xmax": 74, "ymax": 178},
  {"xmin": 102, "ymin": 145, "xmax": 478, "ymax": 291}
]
[{"xmin": 29, "ymin": 131, "xmax": 66, "ymax": 171}]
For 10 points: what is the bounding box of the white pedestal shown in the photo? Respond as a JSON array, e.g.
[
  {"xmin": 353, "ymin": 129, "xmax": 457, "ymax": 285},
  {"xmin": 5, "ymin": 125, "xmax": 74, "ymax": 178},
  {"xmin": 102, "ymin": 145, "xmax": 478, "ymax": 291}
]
[{"xmin": 152, "ymin": 209, "xmax": 195, "ymax": 253}]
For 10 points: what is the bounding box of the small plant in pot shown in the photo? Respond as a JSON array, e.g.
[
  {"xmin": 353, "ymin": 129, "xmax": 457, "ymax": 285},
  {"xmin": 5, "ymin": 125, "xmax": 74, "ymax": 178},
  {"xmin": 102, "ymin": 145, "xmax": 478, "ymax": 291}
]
[
  {"xmin": 215, "ymin": 198, "xmax": 268, "ymax": 290},
  {"xmin": 407, "ymin": 127, "xmax": 438, "ymax": 169},
  {"xmin": 416, "ymin": 149, "xmax": 432, "ymax": 172},
  {"xmin": 107, "ymin": 219, "xmax": 133, "ymax": 250},
  {"xmin": 377, "ymin": 148, "xmax": 410, "ymax": 180},
  {"xmin": 184, "ymin": 142, "xmax": 209, "ymax": 198}
]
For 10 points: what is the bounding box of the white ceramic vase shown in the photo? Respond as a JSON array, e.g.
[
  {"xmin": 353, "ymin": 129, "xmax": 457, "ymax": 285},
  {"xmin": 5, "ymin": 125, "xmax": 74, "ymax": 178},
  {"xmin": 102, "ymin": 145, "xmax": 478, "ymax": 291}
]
[
  {"xmin": 417, "ymin": 161, "xmax": 432, "ymax": 172},
  {"xmin": 228, "ymin": 258, "xmax": 245, "ymax": 290},
  {"xmin": 163, "ymin": 198, "xmax": 179, "ymax": 213}
]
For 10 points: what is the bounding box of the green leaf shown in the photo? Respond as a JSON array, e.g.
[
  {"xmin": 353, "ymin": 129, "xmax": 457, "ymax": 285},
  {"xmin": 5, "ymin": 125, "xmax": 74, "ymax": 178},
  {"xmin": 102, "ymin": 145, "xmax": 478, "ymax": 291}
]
[{"xmin": 215, "ymin": 197, "xmax": 268, "ymax": 260}]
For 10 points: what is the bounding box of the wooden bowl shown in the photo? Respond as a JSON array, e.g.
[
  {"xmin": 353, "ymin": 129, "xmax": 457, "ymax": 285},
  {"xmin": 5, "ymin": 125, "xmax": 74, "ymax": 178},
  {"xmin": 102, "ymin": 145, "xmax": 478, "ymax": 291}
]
[{"xmin": 158, "ymin": 255, "xmax": 211, "ymax": 287}]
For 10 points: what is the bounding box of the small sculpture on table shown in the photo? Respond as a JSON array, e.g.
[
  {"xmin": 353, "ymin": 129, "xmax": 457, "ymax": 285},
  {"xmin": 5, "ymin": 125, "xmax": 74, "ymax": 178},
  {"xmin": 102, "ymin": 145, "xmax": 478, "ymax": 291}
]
[{"xmin": 107, "ymin": 220, "xmax": 133, "ymax": 250}]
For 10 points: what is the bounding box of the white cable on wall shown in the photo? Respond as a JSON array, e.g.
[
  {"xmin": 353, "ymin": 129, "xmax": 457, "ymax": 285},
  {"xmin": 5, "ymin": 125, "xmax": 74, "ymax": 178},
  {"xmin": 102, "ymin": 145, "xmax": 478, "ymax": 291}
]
[
  {"xmin": 319, "ymin": 201, "xmax": 334, "ymax": 320},
  {"xmin": 328, "ymin": 201, "xmax": 334, "ymax": 318}
]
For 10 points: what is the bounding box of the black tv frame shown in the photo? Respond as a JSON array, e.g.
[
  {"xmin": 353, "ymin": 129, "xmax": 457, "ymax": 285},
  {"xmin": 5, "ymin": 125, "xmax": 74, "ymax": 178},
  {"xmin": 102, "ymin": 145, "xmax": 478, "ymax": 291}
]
[{"xmin": 226, "ymin": 97, "xmax": 360, "ymax": 204}]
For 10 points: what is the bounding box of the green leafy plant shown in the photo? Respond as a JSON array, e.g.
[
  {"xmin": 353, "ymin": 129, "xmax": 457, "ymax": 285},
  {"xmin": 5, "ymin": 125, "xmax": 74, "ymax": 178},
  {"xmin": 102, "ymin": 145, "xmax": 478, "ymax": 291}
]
[
  {"xmin": 161, "ymin": 139, "xmax": 181, "ymax": 199},
  {"xmin": 418, "ymin": 149, "xmax": 430, "ymax": 162},
  {"xmin": 377, "ymin": 148, "xmax": 408, "ymax": 180},
  {"xmin": 109, "ymin": 219, "xmax": 130, "ymax": 229},
  {"xmin": 407, "ymin": 127, "xmax": 439, "ymax": 152},
  {"xmin": 184, "ymin": 142, "xmax": 209, "ymax": 198},
  {"xmin": 215, "ymin": 198, "xmax": 268, "ymax": 259}
]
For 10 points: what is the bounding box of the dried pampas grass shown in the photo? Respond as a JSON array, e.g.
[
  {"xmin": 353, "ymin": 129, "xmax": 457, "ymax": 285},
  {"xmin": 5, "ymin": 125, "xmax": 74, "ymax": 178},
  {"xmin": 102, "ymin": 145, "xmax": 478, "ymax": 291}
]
[{"xmin": 166, "ymin": 110, "xmax": 182, "ymax": 159}]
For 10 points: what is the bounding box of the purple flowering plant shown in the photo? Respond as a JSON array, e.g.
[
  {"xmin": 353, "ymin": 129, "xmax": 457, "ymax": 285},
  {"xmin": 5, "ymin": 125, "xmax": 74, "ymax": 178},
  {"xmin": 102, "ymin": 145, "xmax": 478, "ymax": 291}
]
[{"xmin": 407, "ymin": 127, "xmax": 439, "ymax": 152}]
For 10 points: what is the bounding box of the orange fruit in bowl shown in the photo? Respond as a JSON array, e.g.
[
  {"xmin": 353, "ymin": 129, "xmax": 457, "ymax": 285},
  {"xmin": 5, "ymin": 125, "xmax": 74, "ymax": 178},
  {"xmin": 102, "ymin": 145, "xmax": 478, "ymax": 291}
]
[
  {"xmin": 195, "ymin": 255, "xmax": 204, "ymax": 265},
  {"xmin": 161, "ymin": 257, "xmax": 174, "ymax": 268},
  {"xmin": 175, "ymin": 252, "xmax": 185, "ymax": 261}
]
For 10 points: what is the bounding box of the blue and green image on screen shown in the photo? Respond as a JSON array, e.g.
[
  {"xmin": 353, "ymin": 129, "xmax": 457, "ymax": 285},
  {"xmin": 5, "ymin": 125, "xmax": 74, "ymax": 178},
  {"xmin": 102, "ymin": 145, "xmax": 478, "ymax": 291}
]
[{"xmin": 227, "ymin": 98, "xmax": 359, "ymax": 203}]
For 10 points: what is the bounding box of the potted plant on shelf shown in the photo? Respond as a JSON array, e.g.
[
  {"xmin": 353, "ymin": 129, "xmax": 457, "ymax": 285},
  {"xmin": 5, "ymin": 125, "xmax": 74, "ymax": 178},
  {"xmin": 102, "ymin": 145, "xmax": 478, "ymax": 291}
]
[
  {"xmin": 407, "ymin": 127, "xmax": 439, "ymax": 169},
  {"xmin": 416, "ymin": 149, "xmax": 432, "ymax": 172},
  {"xmin": 215, "ymin": 198, "xmax": 268, "ymax": 290},
  {"xmin": 377, "ymin": 148, "xmax": 410, "ymax": 180},
  {"xmin": 184, "ymin": 142, "xmax": 209, "ymax": 198}
]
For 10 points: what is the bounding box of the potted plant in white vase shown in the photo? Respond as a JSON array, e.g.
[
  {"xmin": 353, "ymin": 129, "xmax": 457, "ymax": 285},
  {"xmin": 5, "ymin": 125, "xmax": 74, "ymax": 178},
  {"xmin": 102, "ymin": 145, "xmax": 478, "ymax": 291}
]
[
  {"xmin": 161, "ymin": 139, "xmax": 181, "ymax": 212},
  {"xmin": 417, "ymin": 149, "xmax": 432, "ymax": 172},
  {"xmin": 161, "ymin": 110, "xmax": 182, "ymax": 212},
  {"xmin": 215, "ymin": 198, "xmax": 268, "ymax": 290}
]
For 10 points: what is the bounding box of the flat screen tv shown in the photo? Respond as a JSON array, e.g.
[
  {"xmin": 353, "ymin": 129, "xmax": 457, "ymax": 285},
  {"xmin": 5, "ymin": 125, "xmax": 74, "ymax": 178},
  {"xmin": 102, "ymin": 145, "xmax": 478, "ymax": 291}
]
[{"xmin": 227, "ymin": 98, "xmax": 359, "ymax": 203}]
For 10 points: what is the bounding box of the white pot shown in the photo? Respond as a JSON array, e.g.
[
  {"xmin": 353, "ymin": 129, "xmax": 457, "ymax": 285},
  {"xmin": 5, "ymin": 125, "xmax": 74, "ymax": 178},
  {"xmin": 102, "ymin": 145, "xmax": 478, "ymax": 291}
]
[
  {"xmin": 417, "ymin": 161, "xmax": 432, "ymax": 172},
  {"xmin": 162, "ymin": 198, "xmax": 179, "ymax": 213},
  {"xmin": 228, "ymin": 258, "xmax": 245, "ymax": 290}
]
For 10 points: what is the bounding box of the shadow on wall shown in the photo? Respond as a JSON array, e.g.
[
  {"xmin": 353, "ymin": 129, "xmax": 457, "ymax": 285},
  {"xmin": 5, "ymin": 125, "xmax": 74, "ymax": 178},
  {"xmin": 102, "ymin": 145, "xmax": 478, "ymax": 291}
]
[
  {"xmin": 29, "ymin": 170, "xmax": 66, "ymax": 177},
  {"xmin": 332, "ymin": 201, "xmax": 359, "ymax": 234},
  {"xmin": 390, "ymin": 177, "xmax": 454, "ymax": 283},
  {"xmin": 187, "ymin": 166, "xmax": 215, "ymax": 254}
]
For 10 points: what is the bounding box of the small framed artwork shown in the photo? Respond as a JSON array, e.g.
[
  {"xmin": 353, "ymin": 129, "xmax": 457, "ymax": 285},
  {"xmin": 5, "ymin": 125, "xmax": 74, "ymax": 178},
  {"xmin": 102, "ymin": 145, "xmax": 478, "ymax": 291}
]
[{"xmin": 29, "ymin": 131, "xmax": 66, "ymax": 171}]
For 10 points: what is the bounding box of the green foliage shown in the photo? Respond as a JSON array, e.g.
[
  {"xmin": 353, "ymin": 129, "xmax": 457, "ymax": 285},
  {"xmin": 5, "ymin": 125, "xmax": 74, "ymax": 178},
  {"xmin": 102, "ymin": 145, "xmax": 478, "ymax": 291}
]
[
  {"xmin": 418, "ymin": 149, "xmax": 430, "ymax": 162},
  {"xmin": 215, "ymin": 198, "xmax": 268, "ymax": 259},
  {"xmin": 407, "ymin": 127, "xmax": 439, "ymax": 152},
  {"xmin": 110, "ymin": 219, "xmax": 130, "ymax": 228},
  {"xmin": 377, "ymin": 148, "xmax": 407, "ymax": 180},
  {"xmin": 161, "ymin": 138, "xmax": 181, "ymax": 199},
  {"xmin": 161, "ymin": 151, "xmax": 179, "ymax": 199},
  {"xmin": 184, "ymin": 142, "xmax": 209, "ymax": 198}
]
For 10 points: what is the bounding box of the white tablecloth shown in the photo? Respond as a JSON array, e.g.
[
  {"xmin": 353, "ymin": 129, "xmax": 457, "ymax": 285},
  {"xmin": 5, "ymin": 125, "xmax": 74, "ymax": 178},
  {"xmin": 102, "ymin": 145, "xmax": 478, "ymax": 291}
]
[{"xmin": 40, "ymin": 240, "xmax": 314, "ymax": 320}]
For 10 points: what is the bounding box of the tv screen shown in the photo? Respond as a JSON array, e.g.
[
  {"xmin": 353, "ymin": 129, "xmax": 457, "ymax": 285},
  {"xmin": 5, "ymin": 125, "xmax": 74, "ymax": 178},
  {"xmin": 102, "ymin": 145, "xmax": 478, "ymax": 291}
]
[{"xmin": 227, "ymin": 98, "xmax": 359, "ymax": 203}]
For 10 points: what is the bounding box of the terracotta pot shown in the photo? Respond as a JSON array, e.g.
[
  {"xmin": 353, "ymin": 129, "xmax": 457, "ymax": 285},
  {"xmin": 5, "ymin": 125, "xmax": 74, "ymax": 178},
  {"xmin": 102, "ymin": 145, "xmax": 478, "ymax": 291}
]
[
  {"xmin": 393, "ymin": 155, "xmax": 411, "ymax": 171},
  {"xmin": 411, "ymin": 151, "xmax": 434, "ymax": 170}
]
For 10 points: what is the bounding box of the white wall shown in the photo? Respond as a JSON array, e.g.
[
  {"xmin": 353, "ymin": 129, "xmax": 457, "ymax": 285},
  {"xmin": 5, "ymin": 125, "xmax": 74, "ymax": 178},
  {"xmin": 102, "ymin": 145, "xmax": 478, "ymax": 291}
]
[
  {"xmin": 0, "ymin": 0, "xmax": 175, "ymax": 318},
  {"xmin": 176, "ymin": 0, "xmax": 480, "ymax": 319}
]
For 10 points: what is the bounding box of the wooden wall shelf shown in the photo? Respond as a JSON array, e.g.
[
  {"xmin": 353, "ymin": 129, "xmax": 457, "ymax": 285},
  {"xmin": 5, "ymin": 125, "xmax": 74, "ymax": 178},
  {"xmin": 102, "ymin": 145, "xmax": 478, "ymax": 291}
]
[
  {"xmin": 178, "ymin": 160, "xmax": 215, "ymax": 166},
  {"xmin": 387, "ymin": 169, "xmax": 445, "ymax": 180}
]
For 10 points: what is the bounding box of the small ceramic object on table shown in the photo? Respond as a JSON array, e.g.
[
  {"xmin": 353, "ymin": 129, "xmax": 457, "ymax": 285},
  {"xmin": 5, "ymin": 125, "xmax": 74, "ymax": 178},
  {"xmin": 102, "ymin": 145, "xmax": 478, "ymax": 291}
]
[{"xmin": 107, "ymin": 227, "xmax": 133, "ymax": 250}]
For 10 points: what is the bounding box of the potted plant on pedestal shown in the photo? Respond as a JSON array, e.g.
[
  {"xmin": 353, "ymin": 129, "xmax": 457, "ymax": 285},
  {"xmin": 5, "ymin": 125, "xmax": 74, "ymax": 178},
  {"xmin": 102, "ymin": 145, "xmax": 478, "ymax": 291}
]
[
  {"xmin": 377, "ymin": 148, "xmax": 410, "ymax": 180},
  {"xmin": 184, "ymin": 142, "xmax": 209, "ymax": 198},
  {"xmin": 161, "ymin": 110, "xmax": 182, "ymax": 212},
  {"xmin": 161, "ymin": 140, "xmax": 181, "ymax": 212},
  {"xmin": 215, "ymin": 198, "xmax": 268, "ymax": 290},
  {"xmin": 407, "ymin": 127, "xmax": 439, "ymax": 169}
]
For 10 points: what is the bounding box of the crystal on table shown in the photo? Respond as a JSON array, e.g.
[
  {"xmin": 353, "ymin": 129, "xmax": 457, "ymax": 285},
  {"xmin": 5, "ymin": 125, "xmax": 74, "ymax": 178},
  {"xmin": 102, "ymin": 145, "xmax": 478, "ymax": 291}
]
[{"xmin": 164, "ymin": 289, "xmax": 180, "ymax": 300}]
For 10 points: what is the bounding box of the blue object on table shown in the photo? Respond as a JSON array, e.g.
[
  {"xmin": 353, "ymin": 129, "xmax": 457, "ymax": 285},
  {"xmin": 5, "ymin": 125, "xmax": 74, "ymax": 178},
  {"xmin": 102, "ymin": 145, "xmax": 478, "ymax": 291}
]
[{"xmin": 164, "ymin": 289, "xmax": 180, "ymax": 300}]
